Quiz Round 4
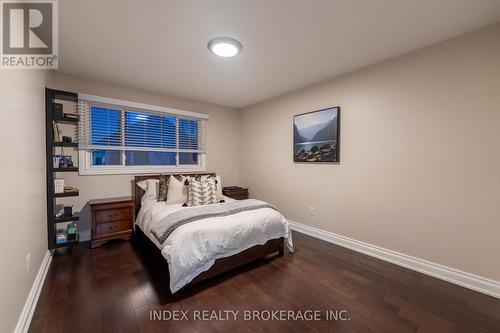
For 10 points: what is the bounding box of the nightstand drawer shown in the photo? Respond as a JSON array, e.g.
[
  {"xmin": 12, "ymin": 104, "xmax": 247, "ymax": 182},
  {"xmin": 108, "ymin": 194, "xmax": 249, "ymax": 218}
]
[
  {"xmin": 229, "ymin": 193, "xmax": 248, "ymax": 200},
  {"xmin": 96, "ymin": 220, "xmax": 131, "ymax": 235},
  {"xmin": 95, "ymin": 208, "xmax": 131, "ymax": 224}
]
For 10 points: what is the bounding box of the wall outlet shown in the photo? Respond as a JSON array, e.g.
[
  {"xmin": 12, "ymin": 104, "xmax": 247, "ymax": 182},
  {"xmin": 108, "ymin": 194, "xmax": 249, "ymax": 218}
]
[
  {"xmin": 309, "ymin": 206, "xmax": 316, "ymax": 216},
  {"xmin": 25, "ymin": 253, "xmax": 32, "ymax": 274}
]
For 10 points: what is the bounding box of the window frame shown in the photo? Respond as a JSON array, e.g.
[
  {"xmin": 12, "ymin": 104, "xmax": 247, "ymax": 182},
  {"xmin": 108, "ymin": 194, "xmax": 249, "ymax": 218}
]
[{"xmin": 78, "ymin": 94, "xmax": 207, "ymax": 176}]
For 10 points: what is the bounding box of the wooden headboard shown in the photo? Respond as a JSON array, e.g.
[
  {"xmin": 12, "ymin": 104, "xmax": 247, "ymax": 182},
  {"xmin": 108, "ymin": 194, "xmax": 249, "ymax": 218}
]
[{"xmin": 133, "ymin": 173, "xmax": 216, "ymax": 216}]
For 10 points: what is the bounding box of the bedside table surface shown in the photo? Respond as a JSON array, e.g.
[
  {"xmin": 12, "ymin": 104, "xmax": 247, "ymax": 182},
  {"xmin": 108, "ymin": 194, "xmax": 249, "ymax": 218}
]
[{"xmin": 89, "ymin": 196, "xmax": 133, "ymax": 206}]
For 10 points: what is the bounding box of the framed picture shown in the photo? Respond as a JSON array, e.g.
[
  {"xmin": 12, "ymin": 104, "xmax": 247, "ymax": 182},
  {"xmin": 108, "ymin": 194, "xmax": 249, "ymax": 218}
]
[{"xmin": 293, "ymin": 106, "xmax": 340, "ymax": 162}]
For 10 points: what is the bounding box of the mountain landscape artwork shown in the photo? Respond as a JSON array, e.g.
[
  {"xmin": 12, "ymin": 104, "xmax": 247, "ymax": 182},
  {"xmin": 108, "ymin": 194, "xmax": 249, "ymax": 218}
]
[{"xmin": 293, "ymin": 107, "xmax": 340, "ymax": 162}]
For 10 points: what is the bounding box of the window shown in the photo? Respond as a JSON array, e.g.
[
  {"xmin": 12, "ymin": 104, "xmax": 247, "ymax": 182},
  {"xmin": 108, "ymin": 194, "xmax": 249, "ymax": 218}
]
[{"xmin": 78, "ymin": 94, "xmax": 207, "ymax": 175}]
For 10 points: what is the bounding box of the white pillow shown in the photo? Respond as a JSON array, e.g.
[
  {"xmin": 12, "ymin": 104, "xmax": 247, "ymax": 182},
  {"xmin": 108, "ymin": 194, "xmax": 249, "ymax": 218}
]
[
  {"xmin": 166, "ymin": 176, "xmax": 190, "ymax": 205},
  {"xmin": 214, "ymin": 175, "xmax": 223, "ymax": 200},
  {"xmin": 137, "ymin": 179, "xmax": 159, "ymax": 204},
  {"xmin": 201, "ymin": 174, "xmax": 223, "ymax": 201}
]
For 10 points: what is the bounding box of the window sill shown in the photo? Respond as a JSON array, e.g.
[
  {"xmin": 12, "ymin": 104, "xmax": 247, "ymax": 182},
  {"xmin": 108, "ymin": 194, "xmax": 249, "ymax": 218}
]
[{"xmin": 78, "ymin": 150, "xmax": 206, "ymax": 176}]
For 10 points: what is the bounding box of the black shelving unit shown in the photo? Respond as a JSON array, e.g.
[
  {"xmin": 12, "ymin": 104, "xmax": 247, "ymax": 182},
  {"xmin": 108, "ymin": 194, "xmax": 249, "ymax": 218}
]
[{"xmin": 46, "ymin": 88, "xmax": 80, "ymax": 250}]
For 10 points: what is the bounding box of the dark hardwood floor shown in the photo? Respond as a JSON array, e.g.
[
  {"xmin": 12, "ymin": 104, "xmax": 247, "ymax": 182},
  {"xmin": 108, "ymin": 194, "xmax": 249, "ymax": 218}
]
[{"xmin": 29, "ymin": 231, "xmax": 500, "ymax": 332}]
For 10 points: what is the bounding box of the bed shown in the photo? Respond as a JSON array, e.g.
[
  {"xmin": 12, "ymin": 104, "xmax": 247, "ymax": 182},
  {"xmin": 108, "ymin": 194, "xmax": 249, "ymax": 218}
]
[{"xmin": 133, "ymin": 174, "xmax": 293, "ymax": 293}]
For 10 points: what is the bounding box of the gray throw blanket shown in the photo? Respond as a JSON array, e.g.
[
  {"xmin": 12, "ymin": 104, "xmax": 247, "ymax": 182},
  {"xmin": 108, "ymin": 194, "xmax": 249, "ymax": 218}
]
[{"xmin": 151, "ymin": 199, "xmax": 277, "ymax": 244}]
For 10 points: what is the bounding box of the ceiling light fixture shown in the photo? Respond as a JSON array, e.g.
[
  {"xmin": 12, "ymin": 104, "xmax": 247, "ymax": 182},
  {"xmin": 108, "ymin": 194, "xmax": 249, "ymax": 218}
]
[{"xmin": 207, "ymin": 37, "xmax": 242, "ymax": 57}]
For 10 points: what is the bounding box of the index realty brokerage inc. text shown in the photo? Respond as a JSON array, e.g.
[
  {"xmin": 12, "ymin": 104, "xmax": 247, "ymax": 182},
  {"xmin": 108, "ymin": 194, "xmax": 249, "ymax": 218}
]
[{"xmin": 150, "ymin": 309, "xmax": 350, "ymax": 321}]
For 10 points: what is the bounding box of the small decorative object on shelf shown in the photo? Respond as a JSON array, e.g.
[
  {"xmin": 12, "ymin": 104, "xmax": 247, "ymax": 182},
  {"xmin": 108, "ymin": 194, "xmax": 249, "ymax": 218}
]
[
  {"xmin": 62, "ymin": 136, "xmax": 73, "ymax": 143},
  {"xmin": 64, "ymin": 185, "xmax": 78, "ymax": 192},
  {"xmin": 63, "ymin": 113, "xmax": 78, "ymax": 120},
  {"xmin": 54, "ymin": 208, "xmax": 64, "ymax": 218},
  {"xmin": 66, "ymin": 223, "xmax": 78, "ymax": 241},
  {"xmin": 56, "ymin": 230, "xmax": 67, "ymax": 244},
  {"xmin": 222, "ymin": 187, "xmax": 249, "ymax": 200},
  {"xmin": 55, "ymin": 226, "xmax": 79, "ymax": 246},
  {"xmin": 63, "ymin": 187, "xmax": 78, "ymax": 196},
  {"xmin": 54, "ymin": 178, "xmax": 64, "ymax": 193},
  {"xmin": 58, "ymin": 155, "xmax": 74, "ymax": 168},
  {"xmin": 63, "ymin": 205, "xmax": 73, "ymax": 217},
  {"xmin": 53, "ymin": 103, "xmax": 63, "ymax": 118},
  {"xmin": 53, "ymin": 155, "xmax": 61, "ymax": 168}
]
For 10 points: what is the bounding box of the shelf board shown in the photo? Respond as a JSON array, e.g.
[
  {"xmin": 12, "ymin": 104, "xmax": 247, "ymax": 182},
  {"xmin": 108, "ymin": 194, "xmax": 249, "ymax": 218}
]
[
  {"xmin": 52, "ymin": 214, "xmax": 79, "ymax": 223},
  {"xmin": 52, "ymin": 191, "xmax": 79, "ymax": 198},
  {"xmin": 53, "ymin": 167, "xmax": 79, "ymax": 172},
  {"xmin": 53, "ymin": 116, "xmax": 78, "ymax": 124},
  {"xmin": 51, "ymin": 89, "xmax": 78, "ymax": 103},
  {"xmin": 52, "ymin": 142, "xmax": 78, "ymax": 148}
]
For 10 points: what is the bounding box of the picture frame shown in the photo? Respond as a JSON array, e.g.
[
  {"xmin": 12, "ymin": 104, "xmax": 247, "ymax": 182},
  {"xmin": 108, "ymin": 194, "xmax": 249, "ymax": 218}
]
[{"xmin": 293, "ymin": 106, "xmax": 340, "ymax": 162}]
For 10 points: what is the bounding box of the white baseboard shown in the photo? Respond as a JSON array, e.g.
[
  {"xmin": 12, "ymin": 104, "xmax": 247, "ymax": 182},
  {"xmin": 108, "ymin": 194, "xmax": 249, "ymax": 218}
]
[
  {"xmin": 289, "ymin": 221, "xmax": 500, "ymax": 299},
  {"xmin": 79, "ymin": 230, "xmax": 91, "ymax": 242},
  {"xmin": 14, "ymin": 250, "xmax": 53, "ymax": 333}
]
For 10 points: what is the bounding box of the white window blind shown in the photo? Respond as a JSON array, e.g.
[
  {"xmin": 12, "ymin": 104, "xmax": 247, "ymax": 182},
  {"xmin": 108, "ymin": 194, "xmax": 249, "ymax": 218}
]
[{"xmin": 77, "ymin": 95, "xmax": 207, "ymax": 172}]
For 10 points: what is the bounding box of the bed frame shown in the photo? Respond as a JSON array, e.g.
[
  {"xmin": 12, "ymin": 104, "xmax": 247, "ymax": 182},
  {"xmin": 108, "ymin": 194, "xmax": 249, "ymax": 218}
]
[{"xmin": 133, "ymin": 174, "xmax": 285, "ymax": 292}]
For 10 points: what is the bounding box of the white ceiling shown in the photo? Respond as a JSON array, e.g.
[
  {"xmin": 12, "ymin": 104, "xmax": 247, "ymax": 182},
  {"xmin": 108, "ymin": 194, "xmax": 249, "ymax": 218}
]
[{"xmin": 59, "ymin": 0, "xmax": 500, "ymax": 108}]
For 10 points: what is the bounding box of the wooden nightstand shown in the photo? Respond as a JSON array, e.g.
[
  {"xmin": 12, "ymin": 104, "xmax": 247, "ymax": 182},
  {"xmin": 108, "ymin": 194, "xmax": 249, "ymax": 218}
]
[
  {"xmin": 222, "ymin": 187, "xmax": 249, "ymax": 200},
  {"xmin": 89, "ymin": 196, "xmax": 134, "ymax": 248}
]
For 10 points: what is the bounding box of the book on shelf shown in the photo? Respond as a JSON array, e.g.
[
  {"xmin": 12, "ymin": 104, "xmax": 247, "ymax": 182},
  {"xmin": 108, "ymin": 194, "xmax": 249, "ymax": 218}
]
[{"xmin": 52, "ymin": 121, "xmax": 60, "ymax": 141}]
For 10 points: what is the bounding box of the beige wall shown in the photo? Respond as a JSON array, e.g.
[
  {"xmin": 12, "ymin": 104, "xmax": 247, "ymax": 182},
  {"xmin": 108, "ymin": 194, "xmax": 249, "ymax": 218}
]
[
  {"xmin": 48, "ymin": 72, "xmax": 240, "ymax": 235},
  {"xmin": 0, "ymin": 70, "xmax": 49, "ymax": 332},
  {"xmin": 240, "ymin": 24, "xmax": 500, "ymax": 281}
]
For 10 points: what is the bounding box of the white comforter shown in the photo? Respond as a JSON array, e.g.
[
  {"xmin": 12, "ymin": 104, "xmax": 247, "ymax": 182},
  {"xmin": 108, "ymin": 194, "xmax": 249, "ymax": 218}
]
[{"xmin": 135, "ymin": 196, "xmax": 293, "ymax": 293}]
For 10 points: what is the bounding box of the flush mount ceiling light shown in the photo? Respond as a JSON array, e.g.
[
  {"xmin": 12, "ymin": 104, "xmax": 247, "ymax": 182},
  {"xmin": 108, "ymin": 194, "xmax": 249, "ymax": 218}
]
[{"xmin": 207, "ymin": 37, "xmax": 242, "ymax": 57}]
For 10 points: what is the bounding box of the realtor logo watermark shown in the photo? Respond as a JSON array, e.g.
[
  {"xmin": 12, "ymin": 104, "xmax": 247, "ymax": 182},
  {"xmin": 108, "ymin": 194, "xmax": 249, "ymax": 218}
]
[{"xmin": 1, "ymin": 0, "xmax": 57, "ymax": 69}]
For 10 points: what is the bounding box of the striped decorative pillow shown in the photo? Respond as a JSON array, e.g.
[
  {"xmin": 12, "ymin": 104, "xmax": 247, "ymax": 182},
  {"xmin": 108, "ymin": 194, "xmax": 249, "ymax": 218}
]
[
  {"xmin": 188, "ymin": 178, "xmax": 218, "ymax": 206},
  {"xmin": 200, "ymin": 174, "xmax": 223, "ymax": 201},
  {"xmin": 158, "ymin": 175, "xmax": 169, "ymax": 201}
]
